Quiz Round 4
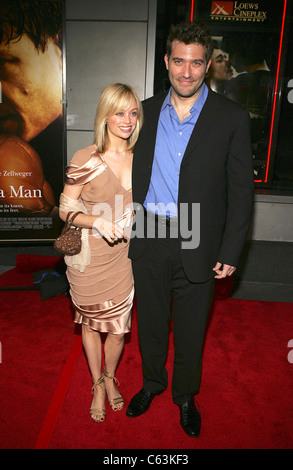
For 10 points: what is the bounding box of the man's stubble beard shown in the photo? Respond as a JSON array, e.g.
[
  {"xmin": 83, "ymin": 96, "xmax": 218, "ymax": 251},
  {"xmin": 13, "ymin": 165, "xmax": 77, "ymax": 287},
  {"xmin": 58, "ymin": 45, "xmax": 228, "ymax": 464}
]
[{"xmin": 171, "ymin": 78, "xmax": 205, "ymax": 99}]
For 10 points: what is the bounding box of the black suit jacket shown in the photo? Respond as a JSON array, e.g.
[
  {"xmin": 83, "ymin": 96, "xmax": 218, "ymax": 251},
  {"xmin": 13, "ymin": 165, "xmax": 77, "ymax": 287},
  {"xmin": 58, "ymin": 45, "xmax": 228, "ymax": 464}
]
[{"xmin": 129, "ymin": 88, "xmax": 254, "ymax": 283}]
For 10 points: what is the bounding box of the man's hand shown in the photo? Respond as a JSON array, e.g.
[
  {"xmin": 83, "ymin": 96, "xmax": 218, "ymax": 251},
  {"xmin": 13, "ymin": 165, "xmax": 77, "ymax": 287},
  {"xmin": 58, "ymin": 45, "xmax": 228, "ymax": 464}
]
[{"xmin": 213, "ymin": 262, "xmax": 236, "ymax": 279}]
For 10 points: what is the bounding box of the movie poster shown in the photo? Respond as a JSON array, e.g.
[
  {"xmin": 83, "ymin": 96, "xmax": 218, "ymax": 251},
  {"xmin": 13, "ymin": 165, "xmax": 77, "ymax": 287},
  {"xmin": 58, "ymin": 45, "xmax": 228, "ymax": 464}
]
[
  {"xmin": 272, "ymin": 10, "xmax": 293, "ymax": 188},
  {"xmin": 0, "ymin": 0, "xmax": 65, "ymax": 241},
  {"xmin": 194, "ymin": 0, "xmax": 288, "ymax": 184}
]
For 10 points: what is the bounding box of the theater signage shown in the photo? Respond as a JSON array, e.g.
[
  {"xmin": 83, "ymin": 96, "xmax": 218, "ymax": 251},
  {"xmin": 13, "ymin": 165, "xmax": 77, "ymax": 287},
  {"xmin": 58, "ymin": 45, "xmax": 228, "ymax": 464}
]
[{"xmin": 210, "ymin": 1, "xmax": 268, "ymax": 22}]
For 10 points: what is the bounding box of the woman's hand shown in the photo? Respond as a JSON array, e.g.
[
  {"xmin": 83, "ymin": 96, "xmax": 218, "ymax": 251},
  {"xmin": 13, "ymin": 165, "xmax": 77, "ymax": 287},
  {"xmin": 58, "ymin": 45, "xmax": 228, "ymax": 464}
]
[{"xmin": 93, "ymin": 217, "xmax": 125, "ymax": 243}]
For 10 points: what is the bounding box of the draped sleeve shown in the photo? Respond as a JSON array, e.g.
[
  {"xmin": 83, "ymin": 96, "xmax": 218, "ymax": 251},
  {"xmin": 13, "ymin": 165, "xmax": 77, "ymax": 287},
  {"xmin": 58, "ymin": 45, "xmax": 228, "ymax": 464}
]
[{"xmin": 66, "ymin": 150, "xmax": 107, "ymax": 186}]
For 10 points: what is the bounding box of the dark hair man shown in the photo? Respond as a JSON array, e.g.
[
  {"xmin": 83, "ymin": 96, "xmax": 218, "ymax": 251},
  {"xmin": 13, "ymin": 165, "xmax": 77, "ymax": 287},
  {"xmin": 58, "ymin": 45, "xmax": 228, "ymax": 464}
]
[{"xmin": 126, "ymin": 21, "xmax": 254, "ymax": 438}]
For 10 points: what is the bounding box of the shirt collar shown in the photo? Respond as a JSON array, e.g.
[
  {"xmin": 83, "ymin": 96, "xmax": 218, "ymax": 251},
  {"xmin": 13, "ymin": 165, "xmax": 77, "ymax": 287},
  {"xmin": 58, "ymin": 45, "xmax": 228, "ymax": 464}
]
[{"xmin": 161, "ymin": 82, "xmax": 208, "ymax": 114}]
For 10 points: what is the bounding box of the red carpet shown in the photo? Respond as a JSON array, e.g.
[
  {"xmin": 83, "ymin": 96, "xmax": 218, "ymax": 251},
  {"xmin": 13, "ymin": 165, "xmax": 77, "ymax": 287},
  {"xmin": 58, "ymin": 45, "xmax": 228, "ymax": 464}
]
[
  {"xmin": 0, "ymin": 255, "xmax": 76, "ymax": 449},
  {"xmin": 1, "ymin": 255, "xmax": 293, "ymax": 450}
]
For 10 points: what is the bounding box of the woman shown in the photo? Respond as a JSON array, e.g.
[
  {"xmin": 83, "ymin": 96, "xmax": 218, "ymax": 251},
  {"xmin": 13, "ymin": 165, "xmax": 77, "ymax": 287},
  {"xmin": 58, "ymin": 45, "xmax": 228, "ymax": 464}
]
[{"xmin": 59, "ymin": 83, "xmax": 143, "ymax": 423}]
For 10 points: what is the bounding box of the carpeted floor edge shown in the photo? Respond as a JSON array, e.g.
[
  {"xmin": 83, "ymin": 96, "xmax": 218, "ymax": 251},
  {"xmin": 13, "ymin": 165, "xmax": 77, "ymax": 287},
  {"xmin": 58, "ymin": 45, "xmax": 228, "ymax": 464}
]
[{"xmin": 34, "ymin": 335, "xmax": 83, "ymax": 449}]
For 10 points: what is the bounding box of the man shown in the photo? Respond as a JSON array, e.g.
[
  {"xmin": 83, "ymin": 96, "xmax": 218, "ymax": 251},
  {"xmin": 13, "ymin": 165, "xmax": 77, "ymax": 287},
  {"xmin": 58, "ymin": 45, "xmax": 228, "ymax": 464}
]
[
  {"xmin": 126, "ymin": 21, "xmax": 254, "ymax": 438},
  {"xmin": 0, "ymin": 0, "xmax": 63, "ymax": 215}
]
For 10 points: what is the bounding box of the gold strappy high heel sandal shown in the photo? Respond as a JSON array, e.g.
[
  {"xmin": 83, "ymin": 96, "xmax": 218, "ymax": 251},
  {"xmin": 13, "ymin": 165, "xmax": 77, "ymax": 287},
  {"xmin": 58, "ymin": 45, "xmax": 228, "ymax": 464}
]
[
  {"xmin": 104, "ymin": 368, "xmax": 124, "ymax": 411},
  {"xmin": 90, "ymin": 375, "xmax": 106, "ymax": 423}
]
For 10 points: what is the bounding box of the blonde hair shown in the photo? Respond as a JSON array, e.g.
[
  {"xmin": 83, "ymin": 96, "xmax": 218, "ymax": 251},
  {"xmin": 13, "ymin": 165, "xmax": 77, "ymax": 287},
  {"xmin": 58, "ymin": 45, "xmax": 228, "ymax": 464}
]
[{"xmin": 94, "ymin": 83, "xmax": 143, "ymax": 153}]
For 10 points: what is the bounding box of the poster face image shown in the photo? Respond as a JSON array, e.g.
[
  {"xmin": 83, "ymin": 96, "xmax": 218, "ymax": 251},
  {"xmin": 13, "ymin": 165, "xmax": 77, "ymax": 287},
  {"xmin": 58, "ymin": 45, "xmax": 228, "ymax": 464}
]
[
  {"xmin": 205, "ymin": 32, "xmax": 276, "ymax": 181},
  {"xmin": 0, "ymin": 0, "xmax": 65, "ymax": 241}
]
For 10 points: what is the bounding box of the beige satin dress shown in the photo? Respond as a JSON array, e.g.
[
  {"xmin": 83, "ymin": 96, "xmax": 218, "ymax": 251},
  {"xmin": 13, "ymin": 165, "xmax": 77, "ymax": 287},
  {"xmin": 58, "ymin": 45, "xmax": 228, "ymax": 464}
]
[{"xmin": 65, "ymin": 145, "xmax": 134, "ymax": 334}]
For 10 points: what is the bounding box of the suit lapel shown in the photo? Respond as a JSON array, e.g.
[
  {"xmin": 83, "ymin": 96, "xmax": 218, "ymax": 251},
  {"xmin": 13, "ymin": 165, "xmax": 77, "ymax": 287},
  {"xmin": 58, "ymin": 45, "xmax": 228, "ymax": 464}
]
[
  {"xmin": 143, "ymin": 89, "xmax": 220, "ymax": 166},
  {"xmin": 133, "ymin": 92, "xmax": 167, "ymax": 203},
  {"xmin": 181, "ymin": 89, "xmax": 221, "ymax": 164},
  {"xmin": 143, "ymin": 92, "xmax": 167, "ymax": 167}
]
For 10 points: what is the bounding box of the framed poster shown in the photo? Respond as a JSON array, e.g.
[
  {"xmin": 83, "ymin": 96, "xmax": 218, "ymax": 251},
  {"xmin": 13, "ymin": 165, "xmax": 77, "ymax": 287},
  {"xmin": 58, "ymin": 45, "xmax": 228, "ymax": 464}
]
[
  {"xmin": 0, "ymin": 0, "xmax": 66, "ymax": 242},
  {"xmin": 191, "ymin": 0, "xmax": 289, "ymax": 186},
  {"xmin": 271, "ymin": 9, "xmax": 293, "ymax": 189}
]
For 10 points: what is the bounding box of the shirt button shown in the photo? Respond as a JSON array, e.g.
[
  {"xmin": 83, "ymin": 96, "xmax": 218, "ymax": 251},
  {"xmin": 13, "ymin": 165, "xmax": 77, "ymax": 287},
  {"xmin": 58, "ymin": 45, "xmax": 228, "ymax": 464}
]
[
  {"xmin": 179, "ymin": 132, "xmax": 182, "ymax": 135},
  {"xmin": 178, "ymin": 152, "xmax": 181, "ymax": 156}
]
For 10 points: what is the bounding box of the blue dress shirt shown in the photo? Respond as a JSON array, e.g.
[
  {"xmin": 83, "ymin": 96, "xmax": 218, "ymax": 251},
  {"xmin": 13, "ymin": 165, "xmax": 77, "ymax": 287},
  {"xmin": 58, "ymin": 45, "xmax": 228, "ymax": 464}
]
[{"xmin": 144, "ymin": 83, "xmax": 208, "ymax": 218}]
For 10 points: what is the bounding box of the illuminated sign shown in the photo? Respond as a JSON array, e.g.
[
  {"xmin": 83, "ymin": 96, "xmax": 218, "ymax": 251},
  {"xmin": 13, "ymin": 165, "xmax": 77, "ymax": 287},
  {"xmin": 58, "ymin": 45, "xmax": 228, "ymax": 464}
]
[{"xmin": 210, "ymin": 1, "xmax": 267, "ymax": 22}]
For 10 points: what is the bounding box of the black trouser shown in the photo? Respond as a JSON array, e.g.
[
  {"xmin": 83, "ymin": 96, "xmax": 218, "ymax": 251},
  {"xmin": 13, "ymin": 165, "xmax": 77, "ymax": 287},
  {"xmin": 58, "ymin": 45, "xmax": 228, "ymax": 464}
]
[{"xmin": 132, "ymin": 214, "xmax": 215, "ymax": 405}]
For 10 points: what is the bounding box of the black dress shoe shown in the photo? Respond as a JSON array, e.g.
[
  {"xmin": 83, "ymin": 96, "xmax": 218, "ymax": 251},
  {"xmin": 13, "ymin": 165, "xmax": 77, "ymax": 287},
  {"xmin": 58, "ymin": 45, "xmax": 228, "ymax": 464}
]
[
  {"xmin": 179, "ymin": 397, "xmax": 201, "ymax": 437},
  {"xmin": 126, "ymin": 389, "xmax": 156, "ymax": 417}
]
